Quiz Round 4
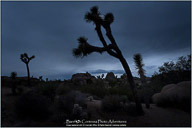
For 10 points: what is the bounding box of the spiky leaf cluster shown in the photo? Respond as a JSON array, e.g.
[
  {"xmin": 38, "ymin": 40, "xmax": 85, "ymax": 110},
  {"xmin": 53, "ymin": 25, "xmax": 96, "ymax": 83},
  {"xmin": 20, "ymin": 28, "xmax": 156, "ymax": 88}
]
[
  {"xmin": 73, "ymin": 37, "xmax": 106, "ymax": 58},
  {"xmin": 104, "ymin": 13, "xmax": 114, "ymax": 24},
  {"xmin": 73, "ymin": 37, "xmax": 90, "ymax": 58},
  {"xmin": 133, "ymin": 53, "xmax": 145, "ymax": 76},
  {"xmin": 85, "ymin": 6, "xmax": 101, "ymax": 23},
  {"xmin": 20, "ymin": 53, "xmax": 35, "ymax": 64},
  {"xmin": 84, "ymin": 6, "xmax": 114, "ymax": 25},
  {"xmin": 134, "ymin": 54, "xmax": 144, "ymax": 68}
]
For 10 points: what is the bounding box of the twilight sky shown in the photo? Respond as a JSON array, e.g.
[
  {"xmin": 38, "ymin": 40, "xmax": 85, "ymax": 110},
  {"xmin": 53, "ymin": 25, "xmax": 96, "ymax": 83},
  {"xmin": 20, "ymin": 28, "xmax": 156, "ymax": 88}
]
[{"xmin": 2, "ymin": 1, "xmax": 191, "ymax": 80}]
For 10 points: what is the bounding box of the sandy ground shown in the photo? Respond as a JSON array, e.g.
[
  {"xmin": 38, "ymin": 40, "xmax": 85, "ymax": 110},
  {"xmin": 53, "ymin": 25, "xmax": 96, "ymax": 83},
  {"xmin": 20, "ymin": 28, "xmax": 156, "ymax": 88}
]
[
  {"xmin": 87, "ymin": 100, "xmax": 191, "ymax": 127},
  {"xmin": 2, "ymin": 87, "xmax": 191, "ymax": 127}
]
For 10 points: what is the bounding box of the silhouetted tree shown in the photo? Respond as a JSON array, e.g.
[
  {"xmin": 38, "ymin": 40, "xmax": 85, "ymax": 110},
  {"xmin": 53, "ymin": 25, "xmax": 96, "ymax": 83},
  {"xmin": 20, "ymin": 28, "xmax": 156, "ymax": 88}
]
[
  {"xmin": 133, "ymin": 53, "xmax": 146, "ymax": 84},
  {"xmin": 159, "ymin": 55, "xmax": 191, "ymax": 74},
  {"xmin": 175, "ymin": 55, "xmax": 191, "ymax": 71},
  {"xmin": 73, "ymin": 6, "xmax": 143, "ymax": 113},
  {"xmin": 20, "ymin": 53, "xmax": 35, "ymax": 86},
  {"xmin": 10, "ymin": 72, "xmax": 17, "ymax": 95},
  {"xmin": 159, "ymin": 61, "xmax": 175, "ymax": 73}
]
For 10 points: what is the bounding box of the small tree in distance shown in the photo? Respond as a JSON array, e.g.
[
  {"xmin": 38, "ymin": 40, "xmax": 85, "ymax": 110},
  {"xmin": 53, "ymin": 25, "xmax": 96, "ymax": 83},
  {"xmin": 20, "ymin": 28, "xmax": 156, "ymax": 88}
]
[
  {"xmin": 73, "ymin": 6, "xmax": 143, "ymax": 113},
  {"xmin": 20, "ymin": 53, "xmax": 35, "ymax": 86}
]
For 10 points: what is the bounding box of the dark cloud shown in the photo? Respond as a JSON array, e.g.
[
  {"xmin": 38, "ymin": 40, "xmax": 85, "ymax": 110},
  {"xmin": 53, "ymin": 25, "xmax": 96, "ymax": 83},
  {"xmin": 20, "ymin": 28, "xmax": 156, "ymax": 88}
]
[{"xmin": 2, "ymin": 1, "xmax": 191, "ymax": 79}]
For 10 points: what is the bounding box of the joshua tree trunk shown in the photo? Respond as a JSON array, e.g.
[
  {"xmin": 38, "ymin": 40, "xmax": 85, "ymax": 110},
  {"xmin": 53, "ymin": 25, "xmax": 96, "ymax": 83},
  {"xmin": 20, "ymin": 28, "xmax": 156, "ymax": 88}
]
[
  {"xmin": 119, "ymin": 55, "xmax": 143, "ymax": 113},
  {"xmin": 26, "ymin": 64, "xmax": 30, "ymax": 86},
  {"xmin": 104, "ymin": 26, "xmax": 143, "ymax": 113}
]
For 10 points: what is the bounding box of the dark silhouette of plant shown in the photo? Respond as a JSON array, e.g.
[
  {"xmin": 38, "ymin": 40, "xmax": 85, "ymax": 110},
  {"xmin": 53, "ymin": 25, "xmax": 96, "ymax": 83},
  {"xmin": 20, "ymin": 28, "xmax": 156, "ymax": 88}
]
[
  {"xmin": 150, "ymin": 55, "xmax": 191, "ymax": 94},
  {"xmin": 46, "ymin": 78, "xmax": 48, "ymax": 82},
  {"xmin": 10, "ymin": 72, "xmax": 17, "ymax": 95},
  {"xmin": 159, "ymin": 55, "xmax": 191, "ymax": 74},
  {"xmin": 39, "ymin": 76, "xmax": 43, "ymax": 81},
  {"xmin": 20, "ymin": 53, "xmax": 35, "ymax": 86},
  {"xmin": 133, "ymin": 54, "xmax": 150, "ymax": 109},
  {"xmin": 11, "ymin": 72, "xmax": 17, "ymax": 80},
  {"xmin": 159, "ymin": 61, "xmax": 175, "ymax": 73},
  {"xmin": 133, "ymin": 53, "xmax": 146, "ymax": 84},
  {"xmin": 73, "ymin": 6, "xmax": 143, "ymax": 113}
]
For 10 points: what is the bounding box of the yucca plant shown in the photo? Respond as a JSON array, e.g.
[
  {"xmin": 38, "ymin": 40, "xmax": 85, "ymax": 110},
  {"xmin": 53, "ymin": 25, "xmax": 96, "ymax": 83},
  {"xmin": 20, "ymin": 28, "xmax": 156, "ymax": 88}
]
[
  {"xmin": 20, "ymin": 53, "xmax": 35, "ymax": 86},
  {"xmin": 73, "ymin": 6, "xmax": 143, "ymax": 114},
  {"xmin": 133, "ymin": 54, "xmax": 150, "ymax": 108},
  {"xmin": 133, "ymin": 53, "xmax": 146, "ymax": 84}
]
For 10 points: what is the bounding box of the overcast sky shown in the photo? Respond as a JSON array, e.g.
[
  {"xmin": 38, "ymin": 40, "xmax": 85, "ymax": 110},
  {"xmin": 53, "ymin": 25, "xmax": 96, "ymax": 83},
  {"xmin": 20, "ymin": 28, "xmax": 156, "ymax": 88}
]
[{"xmin": 2, "ymin": 1, "xmax": 191, "ymax": 80}]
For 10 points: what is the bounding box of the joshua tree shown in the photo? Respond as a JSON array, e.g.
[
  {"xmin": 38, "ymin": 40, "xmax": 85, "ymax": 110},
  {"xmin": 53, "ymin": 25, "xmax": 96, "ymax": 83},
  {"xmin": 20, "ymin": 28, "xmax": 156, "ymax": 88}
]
[
  {"xmin": 73, "ymin": 6, "xmax": 143, "ymax": 113},
  {"xmin": 20, "ymin": 53, "xmax": 35, "ymax": 86},
  {"xmin": 10, "ymin": 72, "xmax": 17, "ymax": 95},
  {"xmin": 133, "ymin": 53, "xmax": 146, "ymax": 84}
]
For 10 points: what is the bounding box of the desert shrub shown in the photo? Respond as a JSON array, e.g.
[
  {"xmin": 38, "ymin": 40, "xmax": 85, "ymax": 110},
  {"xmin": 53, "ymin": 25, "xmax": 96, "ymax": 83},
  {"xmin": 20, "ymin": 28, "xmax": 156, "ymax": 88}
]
[
  {"xmin": 53, "ymin": 91, "xmax": 87, "ymax": 115},
  {"xmin": 74, "ymin": 91, "xmax": 87, "ymax": 109},
  {"xmin": 102, "ymin": 95, "xmax": 121, "ymax": 112},
  {"xmin": 108, "ymin": 86, "xmax": 134, "ymax": 101},
  {"xmin": 79, "ymin": 85, "xmax": 107, "ymax": 98},
  {"xmin": 56, "ymin": 85, "xmax": 71, "ymax": 95},
  {"xmin": 78, "ymin": 84, "xmax": 134, "ymax": 102},
  {"xmin": 15, "ymin": 91, "xmax": 51, "ymax": 121},
  {"xmin": 37, "ymin": 84, "xmax": 58, "ymax": 101}
]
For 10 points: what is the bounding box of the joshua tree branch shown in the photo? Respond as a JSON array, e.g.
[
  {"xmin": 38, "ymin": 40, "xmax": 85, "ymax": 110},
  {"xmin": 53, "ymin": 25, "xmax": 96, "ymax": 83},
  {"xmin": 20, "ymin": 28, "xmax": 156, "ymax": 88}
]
[
  {"xmin": 87, "ymin": 43, "xmax": 114, "ymax": 53},
  {"xmin": 95, "ymin": 24, "xmax": 119, "ymax": 58},
  {"xmin": 73, "ymin": 40, "xmax": 116, "ymax": 57},
  {"xmin": 103, "ymin": 25, "xmax": 123, "ymax": 55}
]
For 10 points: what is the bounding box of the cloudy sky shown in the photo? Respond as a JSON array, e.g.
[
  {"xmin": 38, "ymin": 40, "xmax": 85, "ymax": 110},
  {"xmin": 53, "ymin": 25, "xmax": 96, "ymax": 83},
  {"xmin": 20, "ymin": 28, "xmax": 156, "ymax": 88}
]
[{"xmin": 2, "ymin": 1, "xmax": 191, "ymax": 80}]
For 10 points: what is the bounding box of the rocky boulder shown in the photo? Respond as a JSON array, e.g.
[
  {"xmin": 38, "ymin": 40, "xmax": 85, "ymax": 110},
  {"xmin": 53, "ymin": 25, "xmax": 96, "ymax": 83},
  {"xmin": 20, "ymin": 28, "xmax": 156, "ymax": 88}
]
[
  {"xmin": 71, "ymin": 72, "xmax": 96, "ymax": 85},
  {"xmin": 105, "ymin": 72, "xmax": 117, "ymax": 82},
  {"xmin": 152, "ymin": 81, "xmax": 191, "ymax": 111}
]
